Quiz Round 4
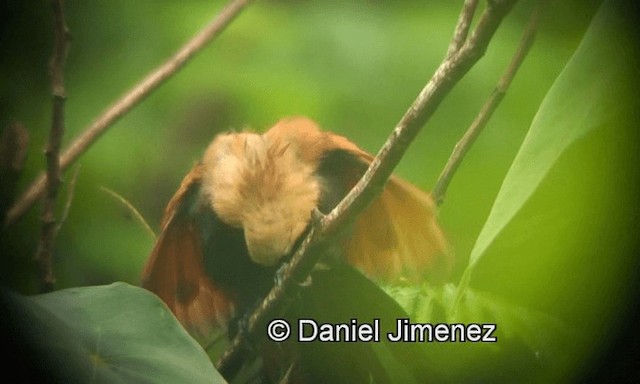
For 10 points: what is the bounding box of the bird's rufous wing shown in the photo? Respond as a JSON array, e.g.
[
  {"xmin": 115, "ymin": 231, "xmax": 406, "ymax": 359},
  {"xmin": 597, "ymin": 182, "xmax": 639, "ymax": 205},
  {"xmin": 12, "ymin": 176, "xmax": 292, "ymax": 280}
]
[
  {"xmin": 141, "ymin": 164, "xmax": 235, "ymax": 346},
  {"xmin": 326, "ymin": 135, "xmax": 452, "ymax": 282}
]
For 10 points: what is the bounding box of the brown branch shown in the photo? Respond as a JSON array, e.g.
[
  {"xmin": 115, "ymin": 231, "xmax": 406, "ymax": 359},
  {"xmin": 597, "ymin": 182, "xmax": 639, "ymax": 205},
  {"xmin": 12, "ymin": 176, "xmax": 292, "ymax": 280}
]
[
  {"xmin": 4, "ymin": 0, "xmax": 254, "ymax": 228},
  {"xmin": 432, "ymin": 2, "xmax": 544, "ymax": 205},
  {"xmin": 36, "ymin": 0, "xmax": 71, "ymax": 293},
  {"xmin": 216, "ymin": 0, "xmax": 519, "ymax": 376}
]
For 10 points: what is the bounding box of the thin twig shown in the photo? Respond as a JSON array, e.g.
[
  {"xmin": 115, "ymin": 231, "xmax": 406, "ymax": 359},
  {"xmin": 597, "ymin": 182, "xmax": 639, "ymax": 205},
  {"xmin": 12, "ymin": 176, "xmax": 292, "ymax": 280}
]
[
  {"xmin": 433, "ymin": 2, "xmax": 544, "ymax": 205},
  {"xmin": 36, "ymin": 0, "xmax": 71, "ymax": 293},
  {"xmin": 56, "ymin": 165, "xmax": 80, "ymax": 233},
  {"xmin": 448, "ymin": 0, "xmax": 547, "ymax": 321},
  {"xmin": 99, "ymin": 186, "xmax": 156, "ymax": 240},
  {"xmin": 216, "ymin": 0, "xmax": 518, "ymax": 376},
  {"xmin": 4, "ymin": 0, "xmax": 254, "ymax": 228}
]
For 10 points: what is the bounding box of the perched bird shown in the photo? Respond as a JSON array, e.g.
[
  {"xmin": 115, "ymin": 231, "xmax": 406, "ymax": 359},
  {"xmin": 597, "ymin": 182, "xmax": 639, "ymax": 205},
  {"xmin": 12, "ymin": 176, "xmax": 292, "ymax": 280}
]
[{"xmin": 141, "ymin": 117, "xmax": 450, "ymax": 382}]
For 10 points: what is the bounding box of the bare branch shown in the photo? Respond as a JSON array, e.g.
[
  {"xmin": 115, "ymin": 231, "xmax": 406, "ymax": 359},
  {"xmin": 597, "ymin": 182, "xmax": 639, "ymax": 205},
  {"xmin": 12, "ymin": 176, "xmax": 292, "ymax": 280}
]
[
  {"xmin": 36, "ymin": 0, "xmax": 71, "ymax": 293},
  {"xmin": 4, "ymin": 0, "xmax": 254, "ymax": 228},
  {"xmin": 100, "ymin": 186, "xmax": 156, "ymax": 240},
  {"xmin": 56, "ymin": 165, "xmax": 80, "ymax": 233},
  {"xmin": 216, "ymin": 0, "xmax": 519, "ymax": 376},
  {"xmin": 433, "ymin": 2, "xmax": 544, "ymax": 205}
]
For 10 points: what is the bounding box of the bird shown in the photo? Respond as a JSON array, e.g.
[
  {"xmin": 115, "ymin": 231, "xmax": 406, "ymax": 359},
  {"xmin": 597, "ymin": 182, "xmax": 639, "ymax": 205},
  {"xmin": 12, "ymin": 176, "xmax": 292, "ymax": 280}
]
[{"xmin": 141, "ymin": 116, "xmax": 451, "ymax": 382}]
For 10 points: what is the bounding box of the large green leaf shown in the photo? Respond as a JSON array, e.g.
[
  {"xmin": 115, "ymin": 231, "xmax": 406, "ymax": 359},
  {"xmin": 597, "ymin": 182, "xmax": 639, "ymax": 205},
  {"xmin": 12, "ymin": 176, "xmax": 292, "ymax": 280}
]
[
  {"xmin": 3, "ymin": 283, "xmax": 225, "ymax": 383},
  {"xmin": 384, "ymin": 283, "xmax": 574, "ymax": 383},
  {"xmin": 467, "ymin": 0, "xmax": 634, "ymax": 269}
]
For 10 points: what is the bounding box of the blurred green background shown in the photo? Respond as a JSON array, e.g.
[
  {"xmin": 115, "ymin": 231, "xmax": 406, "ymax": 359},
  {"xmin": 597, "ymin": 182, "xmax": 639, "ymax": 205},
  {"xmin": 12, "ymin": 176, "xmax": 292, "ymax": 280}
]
[{"xmin": 1, "ymin": 0, "xmax": 638, "ymax": 382}]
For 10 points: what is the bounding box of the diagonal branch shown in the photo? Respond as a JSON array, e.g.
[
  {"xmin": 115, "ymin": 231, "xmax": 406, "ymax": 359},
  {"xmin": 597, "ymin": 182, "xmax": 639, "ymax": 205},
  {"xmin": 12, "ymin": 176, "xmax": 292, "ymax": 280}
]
[
  {"xmin": 99, "ymin": 186, "xmax": 156, "ymax": 241},
  {"xmin": 433, "ymin": 1, "xmax": 545, "ymax": 205},
  {"xmin": 4, "ymin": 0, "xmax": 254, "ymax": 228},
  {"xmin": 216, "ymin": 0, "xmax": 519, "ymax": 376},
  {"xmin": 36, "ymin": 0, "xmax": 71, "ymax": 293}
]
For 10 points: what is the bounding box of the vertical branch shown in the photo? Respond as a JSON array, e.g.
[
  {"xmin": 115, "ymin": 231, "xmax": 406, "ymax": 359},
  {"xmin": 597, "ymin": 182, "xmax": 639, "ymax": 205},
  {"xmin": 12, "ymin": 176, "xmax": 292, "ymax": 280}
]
[
  {"xmin": 36, "ymin": 0, "xmax": 71, "ymax": 293},
  {"xmin": 432, "ymin": 2, "xmax": 544, "ymax": 206}
]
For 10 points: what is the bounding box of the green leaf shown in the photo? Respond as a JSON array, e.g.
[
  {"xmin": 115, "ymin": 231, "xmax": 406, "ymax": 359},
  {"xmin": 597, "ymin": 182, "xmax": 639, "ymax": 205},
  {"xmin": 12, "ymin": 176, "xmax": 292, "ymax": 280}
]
[
  {"xmin": 385, "ymin": 283, "xmax": 575, "ymax": 383},
  {"xmin": 387, "ymin": 283, "xmax": 572, "ymax": 354},
  {"xmin": 467, "ymin": 0, "xmax": 634, "ymax": 269},
  {"xmin": 3, "ymin": 283, "xmax": 225, "ymax": 384}
]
